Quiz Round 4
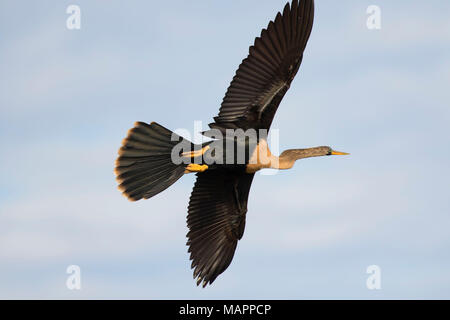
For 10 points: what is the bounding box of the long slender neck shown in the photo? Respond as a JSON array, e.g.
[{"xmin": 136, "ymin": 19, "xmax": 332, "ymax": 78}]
[
  {"xmin": 275, "ymin": 146, "xmax": 330, "ymax": 169},
  {"xmin": 245, "ymin": 142, "xmax": 330, "ymax": 173}
]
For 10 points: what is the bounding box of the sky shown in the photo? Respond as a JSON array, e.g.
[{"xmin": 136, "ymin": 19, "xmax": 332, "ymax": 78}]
[{"xmin": 0, "ymin": 0, "xmax": 449, "ymax": 299}]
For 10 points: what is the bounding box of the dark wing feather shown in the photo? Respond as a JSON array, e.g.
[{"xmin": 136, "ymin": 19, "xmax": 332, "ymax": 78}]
[
  {"xmin": 206, "ymin": 0, "xmax": 314, "ymax": 134},
  {"xmin": 187, "ymin": 170, "xmax": 255, "ymax": 287}
]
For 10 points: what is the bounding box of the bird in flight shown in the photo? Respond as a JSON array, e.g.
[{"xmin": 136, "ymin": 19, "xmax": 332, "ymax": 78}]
[{"xmin": 114, "ymin": 0, "xmax": 348, "ymax": 287}]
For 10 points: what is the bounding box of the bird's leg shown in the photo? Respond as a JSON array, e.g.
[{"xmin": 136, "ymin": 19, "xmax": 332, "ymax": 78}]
[
  {"xmin": 184, "ymin": 164, "xmax": 208, "ymax": 174},
  {"xmin": 181, "ymin": 145, "xmax": 210, "ymax": 158}
]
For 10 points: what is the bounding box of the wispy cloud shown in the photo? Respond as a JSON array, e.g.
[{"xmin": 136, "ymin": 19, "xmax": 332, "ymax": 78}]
[{"xmin": 1, "ymin": 0, "xmax": 449, "ymax": 298}]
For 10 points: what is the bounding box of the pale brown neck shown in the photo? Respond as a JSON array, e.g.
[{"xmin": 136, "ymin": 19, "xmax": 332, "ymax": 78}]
[{"xmin": 246, "ymin": 143, "xmax": 331, "ymax": 173}]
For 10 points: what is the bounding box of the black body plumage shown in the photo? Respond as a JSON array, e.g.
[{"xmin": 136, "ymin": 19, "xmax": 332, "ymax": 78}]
[{"xmin": 114, "ymin": 0, "xmax": 315, "ymax": 287}]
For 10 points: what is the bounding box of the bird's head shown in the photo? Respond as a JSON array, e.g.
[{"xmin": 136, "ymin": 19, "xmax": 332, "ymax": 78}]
[
  {"xmin": 280, "ymin": 146, "xmax": 349, "ymax": 160},
  {"xmin": 326, "ymin": 147, "xmax": 350, "ymax": 156}
]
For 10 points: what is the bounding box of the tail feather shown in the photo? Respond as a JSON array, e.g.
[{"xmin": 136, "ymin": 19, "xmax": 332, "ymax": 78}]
[{"xmin": 115, "ymin": 121, "xmax": 193, "ymax": 201}]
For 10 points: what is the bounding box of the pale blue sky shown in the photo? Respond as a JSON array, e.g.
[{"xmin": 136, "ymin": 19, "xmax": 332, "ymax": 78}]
[{"xmin": 1, "ymin": 0, "xmax": 449, "ymax": 299}]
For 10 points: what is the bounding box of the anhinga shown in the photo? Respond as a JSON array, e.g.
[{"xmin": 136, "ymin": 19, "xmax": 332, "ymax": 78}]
[{"xmin": 114, "ymin": 0, "xmax": 348, "ymax": 287}]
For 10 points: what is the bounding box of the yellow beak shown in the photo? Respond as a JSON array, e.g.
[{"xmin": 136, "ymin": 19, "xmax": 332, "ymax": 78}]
[{"xmin": 331, "ymin": 150, "xmax": 350, "ymax": 156}]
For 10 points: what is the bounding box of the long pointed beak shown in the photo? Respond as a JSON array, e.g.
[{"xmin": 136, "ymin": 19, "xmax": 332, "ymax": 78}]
[{"xmin": 331, "ymin": 150, "xmax": 350, "ymax": 155}]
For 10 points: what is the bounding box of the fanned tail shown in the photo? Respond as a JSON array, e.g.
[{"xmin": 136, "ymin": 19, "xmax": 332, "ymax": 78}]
[{"xmin": 114, "ymin": 122, "xmax": 193, "ymax": 201}]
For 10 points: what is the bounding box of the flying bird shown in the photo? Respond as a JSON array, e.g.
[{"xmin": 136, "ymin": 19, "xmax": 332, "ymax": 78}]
[{"xmin": 114, "ymin": 0, "xmax": 348, "ymax": 287}]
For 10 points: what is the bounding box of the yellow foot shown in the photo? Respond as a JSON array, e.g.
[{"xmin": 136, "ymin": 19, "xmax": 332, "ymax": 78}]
[{"xmin": 184, "ymin": 164, "xmax": 208, "ymax": 173}]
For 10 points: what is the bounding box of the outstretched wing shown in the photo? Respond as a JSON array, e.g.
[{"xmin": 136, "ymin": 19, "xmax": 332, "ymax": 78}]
[
  {"xmin": 207, "ymin": 0, "xmax": 314, "ymax": 134},
  {"xmin": 187, "ymin": 170, "xmax": 255, "ymax": 287}
]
